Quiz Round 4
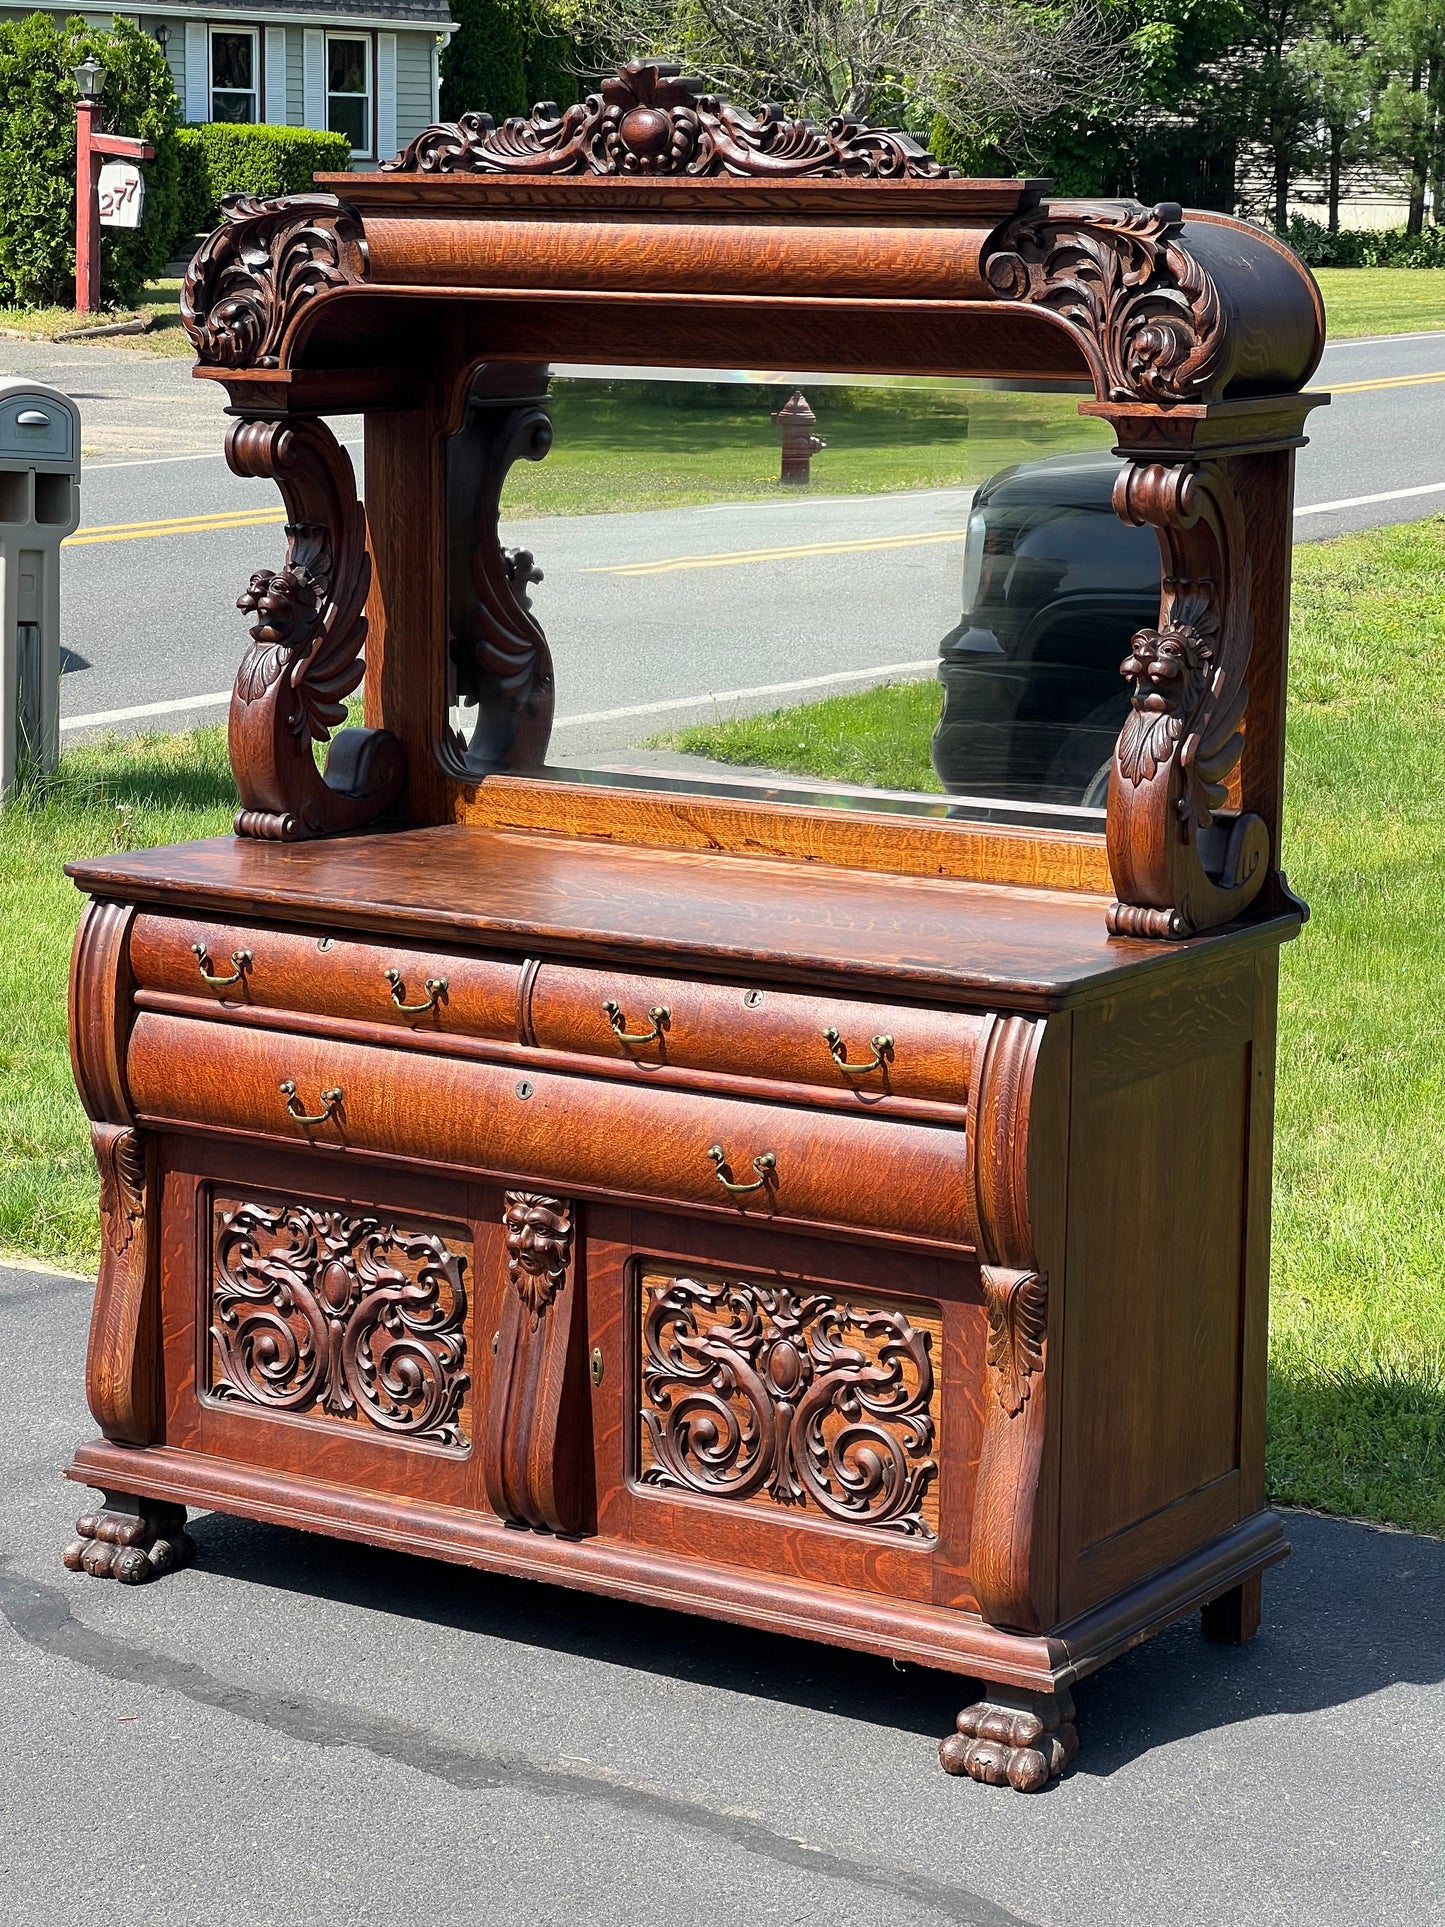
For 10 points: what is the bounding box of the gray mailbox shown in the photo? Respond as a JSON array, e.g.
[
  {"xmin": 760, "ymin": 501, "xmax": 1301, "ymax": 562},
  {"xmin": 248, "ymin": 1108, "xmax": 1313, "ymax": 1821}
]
[{"xmin": 0, "ymin": 377, "xmax": 81, "ymax": 802}]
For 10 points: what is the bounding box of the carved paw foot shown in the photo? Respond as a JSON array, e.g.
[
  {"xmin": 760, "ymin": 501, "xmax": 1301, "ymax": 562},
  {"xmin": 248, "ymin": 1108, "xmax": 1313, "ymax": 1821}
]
[
  {"xmin": 62, "ymin": 1494, "xmax": 194, "ymax": 1584},
  {"xmin": 939, "ymin": 1686, "xmax": 1078, "ymax": 1791}
]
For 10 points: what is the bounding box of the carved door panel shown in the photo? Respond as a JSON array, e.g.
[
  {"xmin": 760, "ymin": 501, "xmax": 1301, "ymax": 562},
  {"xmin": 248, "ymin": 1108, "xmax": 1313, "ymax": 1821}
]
[
  {"xmin": 585, "ymin": 1207, "xmax": 988, "ymax": 1609},
  {"xmin": 158, "ymin": 1137, "xmax": 509, "ymax": 1511}
]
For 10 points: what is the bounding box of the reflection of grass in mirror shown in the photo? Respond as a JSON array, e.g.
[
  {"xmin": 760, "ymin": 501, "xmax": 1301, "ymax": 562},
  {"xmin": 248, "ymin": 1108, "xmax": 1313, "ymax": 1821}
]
[
  {"xmin": 503, "ymin": 380, "xmax": 1110, "ymax": 517},
  {"xmin": 657, "ymin": 677, "xmax": 944, "ymax": 793}
]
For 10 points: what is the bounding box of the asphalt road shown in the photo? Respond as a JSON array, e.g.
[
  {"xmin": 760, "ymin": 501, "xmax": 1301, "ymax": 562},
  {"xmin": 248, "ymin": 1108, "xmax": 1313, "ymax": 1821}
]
[
  {"xmin": 1, "ymin": 1256, "xmax": 1441, "ymax": 1927},
  {"xmin": 12, "ymin": 327, "xmax": 1445, "ymax": 754}
]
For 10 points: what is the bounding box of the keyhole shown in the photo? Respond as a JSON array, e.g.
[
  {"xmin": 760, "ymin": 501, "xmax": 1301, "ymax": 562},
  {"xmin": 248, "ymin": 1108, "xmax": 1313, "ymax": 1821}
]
[{"xmin": 743, "ymin": 989, "xmax": 764, "ymax": 1008}]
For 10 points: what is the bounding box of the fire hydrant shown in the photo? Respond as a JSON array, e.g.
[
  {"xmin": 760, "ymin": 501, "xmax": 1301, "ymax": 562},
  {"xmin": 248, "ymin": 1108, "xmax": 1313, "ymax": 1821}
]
[{"xmin": 772, "ymin": 389, "xmax": 826, "ymax": 484}]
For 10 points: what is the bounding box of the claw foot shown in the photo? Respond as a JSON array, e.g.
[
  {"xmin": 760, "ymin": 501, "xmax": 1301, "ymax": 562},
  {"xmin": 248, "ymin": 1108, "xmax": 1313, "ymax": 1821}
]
[
  {"xmin": 62, "ymin": 1493, "xmax": 194, "ymax": 1584},
  {"xmin": 939, "ymin": 1686, "xmax": 1078, "ymax": 1791}
]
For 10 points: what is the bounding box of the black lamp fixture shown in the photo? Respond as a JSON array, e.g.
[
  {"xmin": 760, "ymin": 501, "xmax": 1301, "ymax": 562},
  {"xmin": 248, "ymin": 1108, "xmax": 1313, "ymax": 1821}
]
[
  {"xmin": 72, "ymin": 56, "xmax": 107, "ymax": 102},
  {"xmin": 154, "ymin": 23, "xmax": 169, "ymax": 55}
]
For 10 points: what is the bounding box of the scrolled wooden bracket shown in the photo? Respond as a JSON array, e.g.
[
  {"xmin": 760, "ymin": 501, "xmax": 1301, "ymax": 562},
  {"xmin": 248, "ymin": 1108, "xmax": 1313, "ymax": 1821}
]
[
  {"xmin": 1104, "ymin": 458, "xmax": 1268, "ymax": 939},
  {"xmin": 445, "ymin": 373, "xmax": 557, "ymax": 773},
  {"xmin": 226, "ymin": 415, "xmax": 404, "ymax": 841},
  {"xmin": 966, "ymin": 1015, "xmax": 1052, "ymax": 1633},
  {"xmin": 484, "ymin": 1193, "xmax": 588, "ymax": 1533},
  {"xmin": 181, "ymin": 192, "xmax": 368, "ymax": 370}
]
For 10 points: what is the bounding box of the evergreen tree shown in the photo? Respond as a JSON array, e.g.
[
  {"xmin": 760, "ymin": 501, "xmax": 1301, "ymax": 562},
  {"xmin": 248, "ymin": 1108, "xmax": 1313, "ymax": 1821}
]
[{"xmin": 441, "ymin": 0, "xmax": 529, "ymax": 121}]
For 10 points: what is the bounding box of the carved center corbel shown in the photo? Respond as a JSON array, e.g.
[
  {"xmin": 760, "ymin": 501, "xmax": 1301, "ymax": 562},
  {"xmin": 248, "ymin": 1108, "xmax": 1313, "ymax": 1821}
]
[
  {"xmin": 1105, "ymin": 459, "xmax": 1269, "ymax": 939},
  {"xmin": 225, "ymin": 415, "xmax": 404, "ymax": 841}
]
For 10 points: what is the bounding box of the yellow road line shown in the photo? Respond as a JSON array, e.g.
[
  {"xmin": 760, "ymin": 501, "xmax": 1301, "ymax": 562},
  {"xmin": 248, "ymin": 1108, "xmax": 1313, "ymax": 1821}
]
[
  {"xmin": 1329, "ymin": 369, "xmax": 1445, "ymax": 394},
  {"xmin": 64, "ymin": 506, "xmax": 289, "ymax": 547},
  {"xmin": 588, "ymin": 528, "xmax": 967, "ymax": 577}
]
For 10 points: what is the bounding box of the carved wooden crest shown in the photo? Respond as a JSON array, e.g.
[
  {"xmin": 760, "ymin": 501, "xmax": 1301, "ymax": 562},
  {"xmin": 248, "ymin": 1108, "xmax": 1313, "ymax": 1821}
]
[{"xmin": 386, "ymin": 59, "xmax": 950, "ymax": 180}]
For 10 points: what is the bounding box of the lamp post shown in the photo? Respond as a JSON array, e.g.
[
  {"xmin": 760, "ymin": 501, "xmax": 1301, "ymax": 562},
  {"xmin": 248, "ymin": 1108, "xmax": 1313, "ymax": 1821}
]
[{"xmin": 73, "ymin": 57, "xmax": 154, "ymax": 315}]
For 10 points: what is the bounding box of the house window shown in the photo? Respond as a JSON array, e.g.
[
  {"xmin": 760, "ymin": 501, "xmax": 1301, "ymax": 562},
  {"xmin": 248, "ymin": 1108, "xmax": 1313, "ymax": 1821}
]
[
  {"xmin": 210, "ymin": 28, "xmax": 258, "ymax": 123},
  {"xmin": 327, "ymin": 35, "xmax": 372, "ymax": 157}
]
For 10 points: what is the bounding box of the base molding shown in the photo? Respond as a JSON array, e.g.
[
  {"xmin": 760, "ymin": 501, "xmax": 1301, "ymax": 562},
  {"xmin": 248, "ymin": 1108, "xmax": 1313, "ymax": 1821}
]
[{"xmin": 66, "ymin": 1438, "xmax": 1287, "ymax": 1688}]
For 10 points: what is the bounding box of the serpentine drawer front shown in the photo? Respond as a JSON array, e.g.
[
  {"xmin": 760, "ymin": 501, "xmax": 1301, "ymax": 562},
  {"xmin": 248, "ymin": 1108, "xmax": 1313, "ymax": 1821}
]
[
  {"xmin": 528, "ymin": 962, "xmax": 982, "ymax": 1106},
  {"xmin": 130, "ymin": 913, "xmax": 523, "ymax": 1040},
  {"xmin": 125, "ymin": 1011, "xmax": 974, "ymax": 1248}
]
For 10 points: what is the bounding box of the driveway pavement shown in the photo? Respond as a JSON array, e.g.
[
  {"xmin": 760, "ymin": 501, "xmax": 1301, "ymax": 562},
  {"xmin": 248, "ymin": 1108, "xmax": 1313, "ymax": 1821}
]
[{"xmin": 1, "ymin": 1258, "xmax": 1441, "ymax": 1927}]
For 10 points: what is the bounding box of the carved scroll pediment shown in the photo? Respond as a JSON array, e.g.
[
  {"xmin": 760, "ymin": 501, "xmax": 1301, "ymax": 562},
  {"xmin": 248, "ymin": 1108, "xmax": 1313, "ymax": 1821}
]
[
  {"xmin": 181, "ymin": 193, "xmax": 368, "ymax": 369},
  {"xmin": 981, "ymin": 200, "xmax": 1228, "ymax": 406},
  {"xmin": 386, "ymin": 59, "xmax": 950, "ymax": 180}
]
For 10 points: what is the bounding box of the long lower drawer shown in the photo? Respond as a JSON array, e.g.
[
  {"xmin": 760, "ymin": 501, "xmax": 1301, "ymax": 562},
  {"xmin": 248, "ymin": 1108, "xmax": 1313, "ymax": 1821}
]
[{"xmin": 126, "ymin": 1012, "xmax": 973, "ymax": 1249}]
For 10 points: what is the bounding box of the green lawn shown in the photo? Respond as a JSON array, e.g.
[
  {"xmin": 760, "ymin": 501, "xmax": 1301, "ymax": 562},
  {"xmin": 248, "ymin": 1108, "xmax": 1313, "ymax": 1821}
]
[
  {"xmin": 3, "ymin": 519, "xmax": 1444, "ymax": 1535},
  {"xmin": 661, "ymin": 518, "xmax": 1445, "ymax": 1535},
  {"xmin": 0, "ymin": 277, "xmax": 191, "ymax": 355},
  {"xmin": 501, "ymin": 380, "xmax": 1110, "ymax": 518},
  {"xmin": 1312, "ymin": 267, "xmax": 1445, "ymax": 338}
]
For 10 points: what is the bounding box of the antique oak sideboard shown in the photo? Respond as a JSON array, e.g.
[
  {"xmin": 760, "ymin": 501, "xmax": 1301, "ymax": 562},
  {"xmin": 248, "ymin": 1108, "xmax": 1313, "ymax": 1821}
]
[{"xmin": 60, "ymin": 63, "xmax": 1326, "ymax": 1792}]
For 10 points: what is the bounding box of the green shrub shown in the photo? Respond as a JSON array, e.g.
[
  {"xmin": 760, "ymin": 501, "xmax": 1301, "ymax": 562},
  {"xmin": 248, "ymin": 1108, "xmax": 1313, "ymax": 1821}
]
[
  {"xmin": 441, "ymin": 0, "xmax": 528, "ymax": 120},
  {"xmin": 1280, "ymin": 214, "xmax": 1445, "ymax": 269},
  {"xmin": 522, "ymin": 8, "xmax": 580, "ymax": 113},
  {"xmin": 0, "ymin": 12, "xmax": 180, "ymax": 309},
  {"xmin": 175, "ymin": 123, "xmax": 354, "ymax": 237}
]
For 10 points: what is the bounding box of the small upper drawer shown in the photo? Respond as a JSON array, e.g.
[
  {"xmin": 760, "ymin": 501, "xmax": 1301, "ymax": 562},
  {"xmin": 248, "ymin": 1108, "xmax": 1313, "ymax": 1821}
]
[
  {"xmin": 129, "ymin": 913, "xmax": 523, "ymax": 1042},
  {"xmin": 529, "ymin": 963, "xmax": 982, "ymax": 1109}
]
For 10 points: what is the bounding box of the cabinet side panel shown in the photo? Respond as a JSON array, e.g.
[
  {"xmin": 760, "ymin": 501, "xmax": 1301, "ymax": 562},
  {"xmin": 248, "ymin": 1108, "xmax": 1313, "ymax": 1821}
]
[{"xmin": 1059, "ymin": 962, "xmax": 1260, "ymax": 1615}]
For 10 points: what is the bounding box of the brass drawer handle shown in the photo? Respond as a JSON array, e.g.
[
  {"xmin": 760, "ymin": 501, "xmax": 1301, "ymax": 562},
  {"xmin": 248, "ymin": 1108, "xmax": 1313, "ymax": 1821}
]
[
  {"xmin": 279, "ymin": 1079, "xmax": 343, "ymax": 1126},
  {"xmin": 603, "ymin": 998, "xmax": 669, "ymax": 1047},
  {"xmin": 384, "ymin": 967, "xmax": 448, "ymax": 1015},
  {"xmin": 823, "ymin": 1027, "xmax": 893, "ymax": 1077},
  {"xmin": 191, "ymin": 941, "xmax": 252, "ymax": 990},
  {"xmin": 707, "ymin": 1143, "xmax": 776, "ymax": 1195}
]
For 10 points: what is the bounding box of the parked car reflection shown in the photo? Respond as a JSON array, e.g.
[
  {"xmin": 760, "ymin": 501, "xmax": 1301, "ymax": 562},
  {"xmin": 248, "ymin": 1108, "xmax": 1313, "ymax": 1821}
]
[{"xmin": 931, "ymin": 451, "xmax": 1162, "ymax": 809}]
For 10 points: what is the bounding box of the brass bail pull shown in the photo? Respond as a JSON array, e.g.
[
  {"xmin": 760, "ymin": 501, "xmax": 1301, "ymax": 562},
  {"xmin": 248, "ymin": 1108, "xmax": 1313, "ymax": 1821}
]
[
  {"xmin": 384, "ymin": 967, "xmax": 448, "ymax": 1014},
  {"xmin": 279, "ymin": 1079, "xmax": 343, "ymax": 1126},
  {"xmin": 192, "ymin": 941, "xmax": 252, "ymax": 990},
  {"xmin": 823, "ymin": 1028, "xmax": 893, "ymax": 1077},
  {"xmin": 707, "ymin": 1143, "xmax": 777, "ymax": 1196},
  {"xmin": 603, "ymin": 998, "xmax": 669, "ymax": 1047}
]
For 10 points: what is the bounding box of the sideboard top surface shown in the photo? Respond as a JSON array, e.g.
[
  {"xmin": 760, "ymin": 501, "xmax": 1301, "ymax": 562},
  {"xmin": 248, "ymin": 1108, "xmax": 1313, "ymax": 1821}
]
[{"xmin": 70, "ymin": 825, "xmax": 1298, "ymax": 1008}]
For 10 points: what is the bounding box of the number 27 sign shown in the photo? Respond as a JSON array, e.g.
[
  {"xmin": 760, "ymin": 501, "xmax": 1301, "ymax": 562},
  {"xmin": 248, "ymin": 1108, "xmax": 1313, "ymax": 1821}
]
[{"xmin": 97, "ymin": 161, "xmax": 145, "ymax": 229}]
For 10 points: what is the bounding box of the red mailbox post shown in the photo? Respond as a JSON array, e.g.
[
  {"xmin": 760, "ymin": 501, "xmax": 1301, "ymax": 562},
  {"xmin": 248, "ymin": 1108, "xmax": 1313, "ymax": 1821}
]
[{"xmin": 73, "ymin": 58, "xmax": 154, "ymax": 315}]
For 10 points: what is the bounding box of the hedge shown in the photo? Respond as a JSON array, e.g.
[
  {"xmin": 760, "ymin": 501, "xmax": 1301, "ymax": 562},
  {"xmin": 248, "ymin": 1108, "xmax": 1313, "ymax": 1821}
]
[
  {"xmin": 1279, "ymin": 215, "xmax": 1445, "ymax": 269},
  {"xmin": 0, "ymin": 13, "xmax": 180, "ymax": 310},
  {"xmin": 441, "ymin": 0, "xmax": 528, "ymax": 121},
  {"xmin": 175, "ymin": 124, "xmax": 355, "ymax": 240}
]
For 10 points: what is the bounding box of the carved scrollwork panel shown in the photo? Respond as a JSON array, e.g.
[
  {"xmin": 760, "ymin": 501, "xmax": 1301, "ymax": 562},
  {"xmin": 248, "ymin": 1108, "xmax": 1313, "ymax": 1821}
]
[
  {"xmin": 980, "ymin": 200, "xmax": 1228, "ymax": 406},
  {"xmin": 208, "ymin": 1196, "xmax": 472, "ymax": 1449},
  {"xmin": 181, "ymin": 193, "xmax": 368, "ymax": 369},
  {"xmin": 386, "ymin": 60, "xmax": 950, "ymax": 181},
  {"xmin": 638, "ymin": 1268, "xmax": 939, "ymax": 1539}
]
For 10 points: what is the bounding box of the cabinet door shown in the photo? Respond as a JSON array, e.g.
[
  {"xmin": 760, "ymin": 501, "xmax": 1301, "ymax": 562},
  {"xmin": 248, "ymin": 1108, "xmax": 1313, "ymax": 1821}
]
[
  {"xmin": 159, "ymin": 1137, "xmax": 503, "ymax": 1512},
  {"xmin": 584, "ymin": 1207, "xmax": 987, "ymax": 1610}
]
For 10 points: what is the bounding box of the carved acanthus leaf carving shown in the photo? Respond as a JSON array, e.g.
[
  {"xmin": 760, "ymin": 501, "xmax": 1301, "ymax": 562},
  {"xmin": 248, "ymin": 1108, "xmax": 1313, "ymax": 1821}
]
[
  {"xmin": 981, "ymin": 200, "xmax": 1227, "ymax": 406},
  {"xmin": 386, "ymin": 59, "xmax": 950, "ymax": 180},
  {"xmin": 209, "ymin": 1199, "xmax": 471, "ymax": 1447},
  {"xmin": 640, "ymin": 1272, "xmax": 938, "ymax": 1537},
  {"xmin": 95, "ymin": 1127, "xmax": 146, "ymax": 1257},
  {"xmin": 503, "ymin": 1191, "xmax": 573, "ymax": 1324},
  {"xmin": 980, "ymin": 1269, "xmax": 1047, "ymax": 1418},
  {"xmin": 225, "ymin": 415, "xmax": 404, "ymax": 840},
  {"xmin": 181, "ymin": 193, "xmax": 368, "ymax": 369}
]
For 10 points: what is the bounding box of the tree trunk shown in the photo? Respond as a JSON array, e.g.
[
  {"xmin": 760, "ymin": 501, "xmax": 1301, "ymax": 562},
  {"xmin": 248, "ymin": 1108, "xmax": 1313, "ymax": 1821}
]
[{"xmin": 1275, "ymin": 150, "xmax": 1290, "ymax": 230}]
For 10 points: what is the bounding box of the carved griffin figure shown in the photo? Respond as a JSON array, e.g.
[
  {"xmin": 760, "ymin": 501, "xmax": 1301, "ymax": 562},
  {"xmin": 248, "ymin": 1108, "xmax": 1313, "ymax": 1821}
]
[{"xmin": 1115, "ymin": 585, "xmax": 1220, "ymax": 792}]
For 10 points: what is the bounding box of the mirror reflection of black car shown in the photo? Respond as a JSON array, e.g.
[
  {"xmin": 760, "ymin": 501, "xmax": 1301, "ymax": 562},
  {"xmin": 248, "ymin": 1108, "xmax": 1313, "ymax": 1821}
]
[{"xmin": 931, "ymin": 451, "xmax": 1162, "ymax": 809}]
